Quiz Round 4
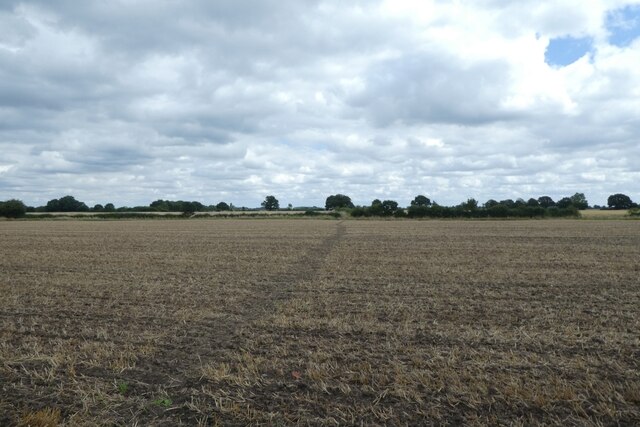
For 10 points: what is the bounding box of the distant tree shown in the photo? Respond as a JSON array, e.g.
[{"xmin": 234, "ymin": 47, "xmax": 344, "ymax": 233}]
[
  {"xmin": 393, "ymin": 207, "xmax": 407, "ymax": 218},
  {"xmin": 63, "ymin": 195, "xmax": 88, "ymax": 211},
  {"xmin": 191, "ymin": 201, "xmax": 205, "ymax": 212},
  {"xmin": 350, "ymin": 207, "xmax": 367, "ymax": 217},
  {"xmin": 369, "ymin": 199, "xmax": 383, "ymax": 216},
  {"xmin": 410, "ymin": 195, "xmax": 431, "ymax": 207},
  {"xmin": 150, "ymin": 199, "xmax": 169, "ymax": 211},
  {"xmin": 287, "ymin": 203, "xmax": 293, "ymax": 210},
  {"xmin": 182, "ymin": 202, "xmax": 197, "ymax": 215},
  {"xmin": 104, "ymin": 203, "xmax": 116, "ymax": 212},
  {"xmin": 381, "ymin": 200, "xmax": 399, "ymax": 216},
  {"xmin": 537, "ymin": 196, "xmax": 555, "ymax": 208},
  {"xmin": 556, "ymin": 197, "xmax": 573, "ymax": 209},
  {"xmin": 407, "ymin": 204, "xmax": 429, "ymax": 218},
  {"xmin": 0, "ymin": 199, "xmax": 27, "ymax": 218},
  {"xmin": 130, "ymin": 205, "xmax": 152, "ymax": 212},
  {"xmin": 325, "ymin": 194, "xmax": 354, "ymax": 210},
  {"xmin": 150, "ymin": 199, "xmax": 206, "ymax": 212},
  {"xmin": 45, "ymin": 198, "xmax": 60, "ymax": 212},
  {"xmin": 484, "ymin": 199, "xmax": 499, "ymax": 208},
  {"xmin": 526, "ymin": 198, "xmax": 540, "ymax": 207},
  {"xmin": 461, "ymin": 198, "xmax": 478, "ymax": 211},
  {"xmin": 570, "ymin": 192, "xmax": 589, "ymax": 210},
  {"xmin": 487, "ymin": 204, "xmax": 509, "ymax": 217},
  {"xmin": 216, "ymin": 202, "xmax": 231, "ymax": 211},
  {"xmin": 93, "ymin": 204, "xmax": 104, "ymax": 212},
  {"xmin": 486, "ymin": 203, "xmax": 509, "ymax": 218},
  {"xmin": 262, "ymin": 195, "xmax": 279, "ymax": 211},
  {"xmin": 45, "ymin": 195, "xmax": 88, "ymax": 212},
  {"xmin": 607, "ymin": 193, "xmax": 634, "ymax": 210},
  {"xmin": 499, "ymin": 199, "xmax": 516, "ymax": 209},
  {"xmin": 514, "ymin": 198, "xmax": 527, "ymax": 207}
]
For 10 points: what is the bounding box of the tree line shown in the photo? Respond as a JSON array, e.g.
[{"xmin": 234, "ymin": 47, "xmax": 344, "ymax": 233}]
[
  {"xmin": 0, "ymin": 196, "xmax": 230, "ymax": 218},
  {"xmin": 327, "ymin": 192, "xmax": 639, "ymax": 219},
  {"xmin": 0, "ymin": 192, "xmax": 638, "ymax": 219}
]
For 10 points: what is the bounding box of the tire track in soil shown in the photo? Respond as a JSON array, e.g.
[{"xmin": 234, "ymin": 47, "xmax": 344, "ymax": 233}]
[
  {"xmin": 289, "ymin": 220, "xmax": 346, "ymax": 283},
  {"xmin": 117, "ymin": 220, "xmax": 347, "ymax": 421}
]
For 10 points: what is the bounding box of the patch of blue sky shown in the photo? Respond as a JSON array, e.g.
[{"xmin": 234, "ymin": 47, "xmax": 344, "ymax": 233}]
[
  {"xmin": 606, "ymin": 5, "xmax": 640, "ymax": 47},
  {"xmin": 545, "ymin": 36, "xmax": 593, "ymax": 67}
]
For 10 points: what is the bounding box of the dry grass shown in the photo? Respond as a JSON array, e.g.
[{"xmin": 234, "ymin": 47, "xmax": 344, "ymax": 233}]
[
  {"xmin": 1, "ymin": 219, "xmax": 639, "ymax": 425},
  {"xmin": 579, "ymin": 209, "xmax": 631, "ymax": 219},
  {"xmin": 18, "ymin": 407, "xmax": 61, "ymax": 427}
]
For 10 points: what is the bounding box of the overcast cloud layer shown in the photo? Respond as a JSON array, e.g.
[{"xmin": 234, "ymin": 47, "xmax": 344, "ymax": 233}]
[{"xmin": 1, "ymin": 0, "xmax": 639, "ymax": 207}]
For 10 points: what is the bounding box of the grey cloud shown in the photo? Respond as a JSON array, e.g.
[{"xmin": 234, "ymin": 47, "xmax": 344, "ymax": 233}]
[
  {"xmin": 21, "ymin": 0, "xmax": 383, "ymax": 69},
  {"xmin": 1, "ymin": 1, "xmax": 639, "ymax": 207},
  {"xmin": 349, "ymin": 52, "xmax": 517, "ymax": 127},
  {"xmin": 0, "ymin": 9, "xmax": 35, "ymax": 46}
]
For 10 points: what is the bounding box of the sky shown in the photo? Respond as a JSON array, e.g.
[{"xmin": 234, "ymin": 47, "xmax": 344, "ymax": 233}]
[{"xmin": 1, "ymin": 0, "xmax": 639, "ymax": 208}]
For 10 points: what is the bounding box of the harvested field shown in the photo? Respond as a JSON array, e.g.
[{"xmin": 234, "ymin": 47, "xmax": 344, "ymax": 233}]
[
  {"xmin": 579, "ymin": 209, "xmax": 632, "ymax": 219},
  {"xmin": 1, "ymin": 219, "xmax": 639, "ymax": 426}
]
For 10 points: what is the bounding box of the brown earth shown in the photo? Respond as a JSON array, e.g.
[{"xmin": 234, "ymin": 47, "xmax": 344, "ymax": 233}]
[{"xmin": 0, "ymin": 219, "xmax": 639, "ymax": 426}]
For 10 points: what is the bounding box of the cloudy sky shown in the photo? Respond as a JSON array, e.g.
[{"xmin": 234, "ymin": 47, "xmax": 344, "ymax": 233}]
[{"xmin": 1, "ymin": 0, "xmax": 639, "ymax": 208}]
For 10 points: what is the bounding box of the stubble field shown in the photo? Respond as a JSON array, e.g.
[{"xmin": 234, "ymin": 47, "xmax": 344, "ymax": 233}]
[{"xmin": 1, "ymin": 219, "xmax": 639, "ymax": 426}]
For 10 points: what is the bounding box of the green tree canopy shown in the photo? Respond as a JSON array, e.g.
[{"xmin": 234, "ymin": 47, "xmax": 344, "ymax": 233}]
[
  {"xmin": 570, "ymin": 193, "xmax": 589, "ymax": 210},
  {"xmin": 381, "ymin": 200, "xmax": 399, "ymax": 216},
  {"xmin": 500, "ymin": 199, "xmax": 516, "ymax": 208},
  {"xmin": 410, "ymin": 195, "xmax": 431, "ymax": 207},
  {"xmin": 607, "ymin": 193, "xmax": 634, "ymax": 210},
  {"xmin": 461, "ymin": 198, "xmax": 478, "ymax": 211},
  {"xmin": 369, "ymin": 199, "xmax": 383, "ymax": 216},
  {"xmin": 150, "ymin": 199, "xmax": 169, "ymax": 211},
  {"xmin": 216, "ymin": 202, "xmax": 231, "ymax": 211},
  {"xmin": 262, "ymin": 195, "xmax": 279, "ymax": 211},
  {"xmin": 325, "ymin": 194, "xmax": 354, "ymax": 210},
  {"xmin": 537, "ymin": 196, "xmax": 555, "ymax": 208},
  {"xmin": 484, "ymin": 199, "xmax": 499, "ymax": 208},
  {"xmin": 45, "ymin": 195, "xmax": 89, "ymax": 212},
  {"xmin": 556, "ymin": 197, "xmax": 573, "ymax": 209},
  {"xmin": 182, "ymin": 202, "xmax": 197, "ymax": 215},
  {"xmin": 150, "ymin": 199, "xmax": 205, "ymax": 212},
  {"xmin": 0, "ymin": 199, "xmax": 27, "ymax": 218}
]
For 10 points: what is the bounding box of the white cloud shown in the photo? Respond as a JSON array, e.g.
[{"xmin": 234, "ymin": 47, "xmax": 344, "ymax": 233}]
[{"xmin": 1, "ymin": 0, "xmax": 639, "ymax": 207}]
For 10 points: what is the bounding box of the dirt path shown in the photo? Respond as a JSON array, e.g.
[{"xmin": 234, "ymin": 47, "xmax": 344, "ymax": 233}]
[{"xmin": 114, "ymin": 220, "xmax": 347, "ymax": 424}]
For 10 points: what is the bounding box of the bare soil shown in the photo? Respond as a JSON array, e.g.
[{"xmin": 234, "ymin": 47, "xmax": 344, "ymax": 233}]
[{"xmin": 1, "ymin": 219, "xmax": 639, "ymax": 426}]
